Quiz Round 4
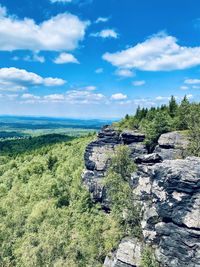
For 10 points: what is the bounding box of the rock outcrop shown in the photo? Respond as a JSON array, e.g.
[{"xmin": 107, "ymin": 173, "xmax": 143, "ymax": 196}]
[
  {"xmin": 82, "ymin": 126, "xmax": 147, "ymax": 202},
  {"xmin": 104, "ymin": 238, "xmax": 143, "ymax": 267},
  {"xmin": 82, "ymin": 126, "xmax": 200, "ymax": 267},
  {"xmin": 103, "ymin": 157, "xmax": 200, "ymax": 267},
  {"xmin": 133, "ymin": 157, "xmax": 200, "ymax": 267},
  {"xmin": 154, "ymin": 131, "xmax": 189, "ymax": 160}
]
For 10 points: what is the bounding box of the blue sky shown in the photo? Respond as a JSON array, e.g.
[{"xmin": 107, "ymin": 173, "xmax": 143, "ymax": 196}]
[{"xmin": 0, "ymin": 0, "xmax": 200, "ymax": 118}]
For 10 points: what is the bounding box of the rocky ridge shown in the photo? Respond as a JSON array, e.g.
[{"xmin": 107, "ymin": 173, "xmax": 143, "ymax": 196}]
[{"xmin": 82, "ymin": 126, "xmax": 200, "ymax": 267}]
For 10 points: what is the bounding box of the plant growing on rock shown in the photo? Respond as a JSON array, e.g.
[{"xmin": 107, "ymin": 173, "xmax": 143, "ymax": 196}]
[
  {"xmin": 104, "ymin": 145, "xmax": 142, "ymax": 238},
  {"xmin": 140, "ymin": 247, "xmax": 159, "ymax": 267}
]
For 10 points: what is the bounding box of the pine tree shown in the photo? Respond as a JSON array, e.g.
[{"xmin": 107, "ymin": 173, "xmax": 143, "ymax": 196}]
[{"xmin": 169, "ymin": 95, "xmax": 178, "ymax": 118}]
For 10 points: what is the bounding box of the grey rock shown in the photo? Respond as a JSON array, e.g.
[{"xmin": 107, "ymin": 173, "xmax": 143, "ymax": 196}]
[
  {"xmin": 154, "ymin": 131, "xmax": 189, "ymax": 160},
  {"xmin": 158, "ymin": 131, "xmax": 189, "ymax": 149},
  {"xmin": 128, "ymin": 143, "xmax": 148, "ymax": 159},
  {"xmin": 121, "ymin": 131, "xmax": 145, "ymax": 144},
  {"xmin": 134, "ymin": 153, "xmax": 162, "ymax": 165},
  {"xmin": 104, "ymin": 238, "xmax": 143, "ymax": 267},
  {"xmin": 154, "ymin": 146, "xmax": 185, "ymax": 160},
  {"xmin": 83, "ymin": 126, "xmax": 147, "ymax": 203},
  {"xmin": 132, "ymin": 157, "xmax": 200, "ymax": 267}
]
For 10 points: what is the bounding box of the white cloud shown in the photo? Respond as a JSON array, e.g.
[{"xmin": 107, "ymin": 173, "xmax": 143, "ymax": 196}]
[
  {"xmin": 95, "ymin": 17, "xmax": 109, "ymax": 23},
  {"xmin": 66, "ymin": 90, "xmax": 105, "ymax": 104},
  {"xmin": 103, "ymin": 32, "xmax": 200, "ymax": 71},
  {"xmin": 44, "ymin": 94, "xmax": 65, "ymax": 101},
  {"xmin": 91, "ymin": 29, "xmax": 118, "ymax": 39},
  {"xmin": 132, "ymin": 80, "xmax": 146, "ymax": 86},
  {"xmin": 186, "ymin": 94, "xmax": 193, "ymax": 99},
  {"xmin": 22, "ymin": 93, "xmax": 40, "ymax": 100},
  {"xmin": 95, "ymin": 68, "xmax": 103, "ymax": 74},
  {"xmin": 184, "ymin": 79, "xmax": 200, "ymax": 84},
  {"xmin": 180, "ymin": 86, "xmax": 188, "ymax": 90},
  {"xmin": 115, "ymin": 69, "xmax": 134, "ymax": 78},
  {"xmin": 84, "ymin": 86, "xmax": 96, "ymax": 91},
  {"xmin": 0, "ymin": 67, "xmax": 66, "ymax": 91},
  {"xmin": 111, "ymin": 93, "xmax": 127, "ymax": 100},
  {"xmin": 155, "ymin": 96, "xmax": 170, "ymax": 101},
  {"xmin": 0, "ymin": 7, "xmax": 89, "ymax": 51},
  {"xmin": 24, "ymin": 53, "xmax": 45, "ymax": 63},
  {"xmin": 54, "ymin": 52, "xmax": 79, "ymax": 64}
]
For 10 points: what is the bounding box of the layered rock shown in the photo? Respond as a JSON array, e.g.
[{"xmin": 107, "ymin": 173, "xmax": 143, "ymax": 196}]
[
  {"xmin": 82, "ymin": 127, "xmax": 200, "ymax": 267},
  {"xmin": 104, "ymin": 157, "xmax": 200, "ymax": 267},
  {"xmin": 132, "ymin": 157, "xmax": 200, "ymax": 267},
  {"xmin": 82, "ymin": 126, "xmax": 147, "ymax": 202},
  {"xmin": 154, "ymin": 131, "xmax": 189, "ymax": 160},
  {"xmin": 104, "ymin": 238, "xmax": 143, "ymax": 267}
]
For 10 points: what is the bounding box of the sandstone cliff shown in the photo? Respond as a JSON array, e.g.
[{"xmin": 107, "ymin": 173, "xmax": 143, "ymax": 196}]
[{"xmin": 82, "ymin": 126, "xmax": 200, "ymax": 267}]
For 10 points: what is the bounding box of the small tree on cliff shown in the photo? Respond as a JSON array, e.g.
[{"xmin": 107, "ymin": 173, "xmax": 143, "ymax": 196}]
[{"xmin": 104, "ymin": 145, "xmax": 142, "ymax": 237}]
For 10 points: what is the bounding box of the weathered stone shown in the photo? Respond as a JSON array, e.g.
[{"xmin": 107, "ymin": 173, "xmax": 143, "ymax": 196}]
[
  {"xmin": 158, "ymin": 131, "xmax": 189, "ymax": 149},
  {"xmin": 134, "ymin": 153, "xmax": 162, "ymax": 165},
  {"xmin": 83, "ymin": 126, "xmax": 200, "ymax": 267},
  {"xmin": 128, "ymin": 143, "xmax": 148, "ymax": 159},
  {"xmin": 132, "ymin": 157, "xmax": 200, "ymax": 267},
  {"xmin": 154, "ymin": 146, "xmax": 185, "ymax": 160},
  {"xmin": 104, "ymin": 238, "xmax": 143, "ymax": 267},
  {"xmin": 121, "ymin": 131, "xmax": 145, "ymax": 144}
]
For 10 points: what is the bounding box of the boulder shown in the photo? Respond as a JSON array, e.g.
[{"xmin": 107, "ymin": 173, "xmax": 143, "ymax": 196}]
[
  {"xmin": 158, "ymin": 131, "xmax": 189, "ymax": 149},
  {"xmin": 154, "ymin": 146, "xmax": 184, "ymax": 160},
  {"xmin": 154, "ymin": 131, "xmax": 189, "ymax": 160}
]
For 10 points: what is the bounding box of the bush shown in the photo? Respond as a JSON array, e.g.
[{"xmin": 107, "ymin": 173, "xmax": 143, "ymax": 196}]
[
  {"xmin": 140, "ymin": 247, "xmax": 159, "ymax": 267},
  {"xmin": 104, "ymin": 145, "xmax": 142, "ymax": 237}
]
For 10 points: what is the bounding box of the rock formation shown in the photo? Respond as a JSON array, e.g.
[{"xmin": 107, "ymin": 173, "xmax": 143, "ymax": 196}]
[
  {"xmin": 82, "ymin": 126, "xmax": 200, "ymax": 267},
  {"xmin": 82, "ymin": 126, "xmax": 147, "ymax": 202}
]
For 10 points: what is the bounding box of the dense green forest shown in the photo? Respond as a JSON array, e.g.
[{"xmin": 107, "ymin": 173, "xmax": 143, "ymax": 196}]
[
  {"xmin": 0, "ymin": 134, "xmax": 74, "ymax": 156},
  {"xmin": 114, "ymin": 96, "xmax": 200, "ymax": 155},
  {"xmin": 0, "ymin": 135, "xmax": 136, "ymax": 267}
]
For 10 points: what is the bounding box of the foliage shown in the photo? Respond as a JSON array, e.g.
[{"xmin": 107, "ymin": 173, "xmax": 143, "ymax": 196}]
[
  {"xmin": 0, "ymin": 136, "xmax": 123, "ymax": 267},
  {"xmin": 104, "ymin": 145, "xmax": 142, "ymax": 238},
  {"xmin": 114, "ymin": 95, "xmax": 200, "ymax": 154},
  {"xmin": 140, "ymin": 247, "xmax": 159, "ymax": 267},
  {"xmin": 0, "ymin": 134, "xmax": 74, "ymax": 156},
  {"xmin": 187, "ymin": 104, "xmax": 200, "ymax": 156}
]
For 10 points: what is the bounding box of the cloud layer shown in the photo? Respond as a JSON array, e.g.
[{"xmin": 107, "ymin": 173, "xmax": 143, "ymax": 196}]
[
  {"xmin": 54, "ymin": 53, "xmax": 79, "ymax": 64},
  {"xmin": 0, "ymin": 67, "xmax": 66, "ymax": 91},
  {"xmin": 0, "ymin": 6, "xmax": 89, "ymax": 51},
  {"xmin": 103, "ymin": 33, "xmax": 200, "ymax": 71}
]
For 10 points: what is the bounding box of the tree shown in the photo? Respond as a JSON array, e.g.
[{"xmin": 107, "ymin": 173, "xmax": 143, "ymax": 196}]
[
  {"xmin": 141, "ymin": 111, "xmax": 172, "ymax": 151},
  {"xmin": 169, "ymin": 95, "xmax": 178, "ymax": 118},
  {"xmin": 177, "ymin": 96, "xmax": 191, "ymax": 130},
  {"xmin": 104, "ymin": 146, "xmax": 141, "ymax": 237},
  {"xmin": 187, "ymin": 104, "xmax": 200, "ymax": 156}
]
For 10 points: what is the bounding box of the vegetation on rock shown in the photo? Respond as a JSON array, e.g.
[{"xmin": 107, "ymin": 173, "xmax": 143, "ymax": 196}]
[{"xmin": 104, "ymin": 145, "xmax": 142, "ymax": 238}]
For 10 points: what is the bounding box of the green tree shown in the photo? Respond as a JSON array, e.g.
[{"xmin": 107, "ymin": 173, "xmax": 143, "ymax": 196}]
[
  {"xmin": 169, "ymin": 95, "xmax": 178, "ymax": 118},
  {"xmin": 187, "ymin": 104, "xmax": 200, "ymax": 156},
  {"xmin": 177, "ymin": 96, "xmax": 191, "ymax": 130},
  {"xmin": 104, "ymin": 145, "xmax": 142, "ymax": 237}
]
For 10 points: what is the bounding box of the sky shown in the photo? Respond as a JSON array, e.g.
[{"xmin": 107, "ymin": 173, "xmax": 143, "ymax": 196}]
[{"xmin": 0, "ymin": 0, "xmax": 200, "ymax": 118}]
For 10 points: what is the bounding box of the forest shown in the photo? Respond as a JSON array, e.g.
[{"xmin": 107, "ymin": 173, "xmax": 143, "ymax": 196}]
[
  {"xmin": 115, "ymin": 96, "xmax": 200, "ymax": 155},
  {"xmin": 0, "ymin": 96, "xmax": 199, "ymax": 267}
]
